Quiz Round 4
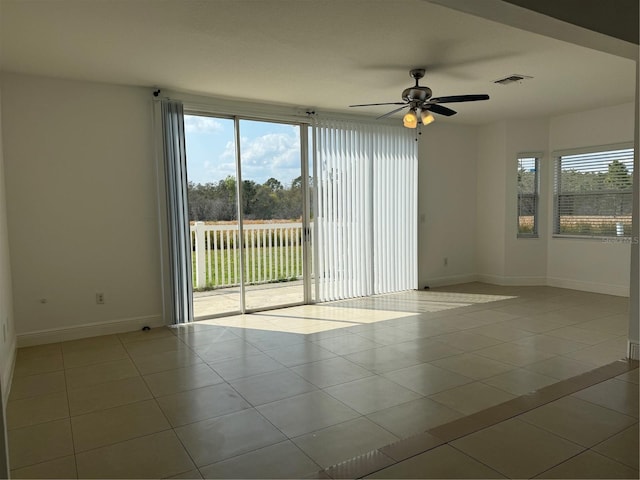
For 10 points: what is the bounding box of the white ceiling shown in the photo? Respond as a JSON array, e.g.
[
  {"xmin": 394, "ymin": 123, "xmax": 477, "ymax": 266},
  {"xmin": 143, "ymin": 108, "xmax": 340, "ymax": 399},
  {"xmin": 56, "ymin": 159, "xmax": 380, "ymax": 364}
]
[{"xmin": 0, "ymin": 0, "xmax": 636, "ymax": 125}]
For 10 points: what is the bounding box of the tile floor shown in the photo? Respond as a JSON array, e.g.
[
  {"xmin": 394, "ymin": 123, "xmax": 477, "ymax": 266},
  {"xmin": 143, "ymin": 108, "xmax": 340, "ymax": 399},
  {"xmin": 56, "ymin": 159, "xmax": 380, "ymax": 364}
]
[{"xmin": 5, "ymin": 283, "xmax": 638, "ymax": 478}]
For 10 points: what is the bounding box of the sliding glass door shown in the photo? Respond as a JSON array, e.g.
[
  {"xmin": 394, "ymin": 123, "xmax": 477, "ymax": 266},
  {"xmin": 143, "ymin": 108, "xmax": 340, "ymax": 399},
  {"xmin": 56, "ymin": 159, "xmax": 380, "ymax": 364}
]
[{"xmin": 184, "ymin": 115, "xmax": 311, "ymax": 318}]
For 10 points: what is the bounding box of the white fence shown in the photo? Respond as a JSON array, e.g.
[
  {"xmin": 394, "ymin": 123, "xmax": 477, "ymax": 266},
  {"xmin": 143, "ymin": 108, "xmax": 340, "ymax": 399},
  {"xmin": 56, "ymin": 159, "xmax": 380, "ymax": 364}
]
[{"xmin": 190, "ymin": 222, "xmax": 304, "ymax": 289}]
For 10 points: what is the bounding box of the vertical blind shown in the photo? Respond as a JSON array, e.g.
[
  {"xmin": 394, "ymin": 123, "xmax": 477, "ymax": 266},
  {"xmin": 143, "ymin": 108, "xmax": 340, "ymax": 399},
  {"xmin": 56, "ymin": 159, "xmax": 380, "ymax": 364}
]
[
  {"xmin": 554, "ymin": 146, "xmax": 634, "ymax": 237},
  {"xmin": 313, "ymin": 118, "xmax": 417, "ymax": 301},
  {"xmin": 159, "ymin": 99, "xmax": 193, "ymax": 323}
]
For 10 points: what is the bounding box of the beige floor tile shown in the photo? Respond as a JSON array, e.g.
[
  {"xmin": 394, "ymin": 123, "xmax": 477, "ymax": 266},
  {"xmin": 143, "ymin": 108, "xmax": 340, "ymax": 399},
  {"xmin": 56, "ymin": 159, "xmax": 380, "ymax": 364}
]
[
  {"xmin": 354, "ymin": 326, "xmax": 420, "ymax": 345},
  {"xmin": 545, "ymin": 326, "xmax": 619, "ymax": 345},
  {"xmin": 175, "ymin": 409, "xmax": 286, "ymax": 467},
  {"xmin": 524, "ymin": 356, "xmax": 597, "ymax": 380},
  {"xmin": 428, "ymin": 381, "xmax": 516, "ymax": 415},
  {"xmin": 16, "ymin": 343, "xmax": 62, "ymax": 361},
  {"xmin": 324, "ymin": 376, "xmax": 422, "ymax": 415},
  {"xmin": 118, "ymin": 326, "xmax": 177, "ymax": 343},
  {"xmin": 143, "ymin": 363, "xmax": 224, "ymax": 397},
  {"xmin": 8, "ymin": 419, "xmax": 74, "ymax": 470},
  {"xmin": 124, "ymin": 336, "xmax": 187, "ymax": 357},
  {"xmin": 578, "ymin": 313, "xmax": 630, "ymax": 336},
  {"xmin": 177, "ymin": 327, "xmax": 239, "ymax": 348},
  {"xmin": 230, "ymin": 369, "xmax": 317, "ymax": 406},
  {"xmin": 506, "ymin": 316, "xmax": 567, "ymax": 333},
  {"xmin": 573, "ymin": 378, "xmax": 639, "ymax": 417},
  {"xmin": 616, "ymin": 369, "xmax": 640, "ymax": 384},
  {"xmin": 263, "ymin": 342, "xmax": 337, "ymax": 367},
  {"xmin": 464, "ymin": 322, "xmax": 534, "ymax": 341},
  {"xmin": 534, "ymin": 450, "xmax": 639, "ymax": 479},
  {"xmin": 592, "ymin": 423, "xmax": 639, "ymax": 470},
  {"xmin": 208, "ymin": 353, "xmax": 284, "ymax": 381},
  {"xmin": 432, "ymin": 331, "xmax": 503, "ymax": 351},
  {"xmin": 60, "ymin": 334, "xmax": 122, "ymax": 352},
  {"xmin": 367, "ymin": 444, "xmax": 505, "ymax": 479},
  {"xmin": 482, "ymin": 368, "xmax": 558, "ymax": 396},
  {"xmin": 156, "ymin": 383, "xmax": 251, "ymax": 427},
  {"xmin": 7, "ymin": 391, "xmax": 69, "ymax": 429},
  {"xmin": 241, "ymin": 330, "xmax": 307, "ymax": 351},
  {"xmin": 344, "ymin": 345, "xmax": 426, "ymax": 374},
  {"xmin": 513, "ymin": 333, "xmax": 589, "ymax": 354},
  {"xmin": 71, "ymin": 399, "xmax": 171, "ymax": 452},
  {"xmin": 62, "ymin": 343, "xmax": 129, "ymax": 369},
  {"xmin": 431, "ymin": 353, "xmax": 516, "ymax": 380},
  {"xmin": 13, "ymin": 353, "xmax": 64, "ymax": 377},
  {"xmin": 292, "ymin": 417, "xmax": 398, "ymax": 469},
  {"xmin": 8, "ymin": 370, "xmax": 66, "ymax": 401},
  {"xmin": 10, "ymin": 455, "xmax": 77, "ymax": 479},
  {"xmin": 168, "ymin": 469, "xmax": 203, "ymax": 479},
  {"xmin": 312, "ymin": 334, "xmax": 381, "ymax": 356},
  {"xmin": 65, "ymin": 357, "xmax": 140, "ymax": 389},
  {"xmin": 563, "ymin": 336, "xmax": 628, "ymax": 365},
  {"xmin": 200, "ymin": 440, "xmax": 320, "ymax": 479},
  {"xmin": 76, "ymin": 430, "xmax": 196, "ymax": 479},
  {"xmin": 519, "ymin": 396, "xmax": 637, "ymax": 447},
  {"xmin": 474, "ymin": 342, "xmax": 556, "ymax": 367},
  {"xmin": 366, "ymin": 397, "xmax": 463, "ymax": 438},
  {"xmin": 451, "ymin": 418, "xmax": 584, "ymax": 478},
  {"xmin": 194, "ymin": 338, "xmax": 263, "ymax": 363},
  {"xmin": 291, "ymin": 356, "xmax": 374, "ymax": 388},
  {"xmin": 68, "ymin": 376, "xmax": 153, "ymax": 416},
  {"xmin": 132, "ymin": 347, "xmax": 203, "ymax": 375},
  {"xmin": 382, "ymin": 363, "xmax": 473, "ymax": 396},
  {"xmin": 257, "ymin": 390, "xmax": 360, "ymax": 437}
]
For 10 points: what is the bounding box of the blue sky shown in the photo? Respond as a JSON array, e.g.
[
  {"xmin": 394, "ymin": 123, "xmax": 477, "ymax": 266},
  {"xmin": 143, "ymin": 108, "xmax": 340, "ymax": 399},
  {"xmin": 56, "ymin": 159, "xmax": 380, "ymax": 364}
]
[{"xmin": 184, "ymin": 115, "xmax": 302, "ymax": 186}]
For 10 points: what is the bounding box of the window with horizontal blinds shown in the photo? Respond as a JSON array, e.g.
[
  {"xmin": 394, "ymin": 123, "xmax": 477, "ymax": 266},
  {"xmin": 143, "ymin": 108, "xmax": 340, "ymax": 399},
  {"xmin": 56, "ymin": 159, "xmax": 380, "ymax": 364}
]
[
  {"xmin": 554, "ymin": 146, "xmax": 634, "ymax": 237},
  {"xmin": 517, "ymin": 156, "xmax": 539, "ymax": 237},
  {"xmin": 312, "ymin": 119, "xmax": 417, "ymax": 301}
]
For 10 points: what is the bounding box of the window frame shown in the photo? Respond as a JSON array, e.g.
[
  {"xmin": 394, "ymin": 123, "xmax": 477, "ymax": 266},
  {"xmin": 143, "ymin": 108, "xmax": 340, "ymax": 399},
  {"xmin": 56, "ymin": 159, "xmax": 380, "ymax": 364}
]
[
  {"xmin": 517, "ymin": 153, "xmax": 541, "ymax": 238},
  {"xmin": 552, "ymin": 143, "xmax": 634, "ymax": 239}
]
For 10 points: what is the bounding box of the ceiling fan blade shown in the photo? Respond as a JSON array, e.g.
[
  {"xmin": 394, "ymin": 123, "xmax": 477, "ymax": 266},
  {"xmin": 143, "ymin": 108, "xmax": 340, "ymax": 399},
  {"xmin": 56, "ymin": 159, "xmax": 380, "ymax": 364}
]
[
  {"xmin": 349, "ymin": 102, "xmax": 407, "ymax": 107},
  {"xmin": 377, "ymin": 105, "xmax": 409, "ymax": 119},
  {"xmin": 427, "ymin": 104, "xmax": 457, "ymax": 117},
  {"xmin": 429, "ymin": 94, "xmax": 490, "ymax": 104}
]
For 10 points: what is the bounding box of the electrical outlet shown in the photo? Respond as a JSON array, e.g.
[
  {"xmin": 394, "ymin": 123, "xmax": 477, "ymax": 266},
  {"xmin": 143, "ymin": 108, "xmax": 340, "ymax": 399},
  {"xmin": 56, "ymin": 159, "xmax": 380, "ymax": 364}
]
[
  {"xmin": 444, "ymin": 257, "xmax": 448, "ymax": 266},
  {"xmin": 96, "ymin": 293, "xmax": 105, "ymax": 304}
]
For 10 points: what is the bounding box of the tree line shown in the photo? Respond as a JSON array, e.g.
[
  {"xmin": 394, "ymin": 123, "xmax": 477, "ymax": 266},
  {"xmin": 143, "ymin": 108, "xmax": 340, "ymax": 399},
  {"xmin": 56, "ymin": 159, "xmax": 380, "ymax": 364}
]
[{"xmin": 188, "ymin": 176, "xmax": 304, "ymax": 221}]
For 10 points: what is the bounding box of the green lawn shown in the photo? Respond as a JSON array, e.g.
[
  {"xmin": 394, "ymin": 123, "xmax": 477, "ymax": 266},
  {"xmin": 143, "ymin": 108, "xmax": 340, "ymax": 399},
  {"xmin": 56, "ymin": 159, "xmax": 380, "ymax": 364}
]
[{"xmin": 192, "ymin": 246, "xmax": 303, "ymax": 290}]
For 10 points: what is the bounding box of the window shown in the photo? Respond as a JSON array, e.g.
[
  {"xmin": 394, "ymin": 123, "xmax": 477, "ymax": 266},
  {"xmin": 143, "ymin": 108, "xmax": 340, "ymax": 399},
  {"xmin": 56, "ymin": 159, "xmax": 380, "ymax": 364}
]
[
  {"xmin": 517, "ymin": 155, "xmax": 540, "ymax": 237},
  {"xmin": 554, "ymin": 145, "xmax": 634, "ymax": 237}
]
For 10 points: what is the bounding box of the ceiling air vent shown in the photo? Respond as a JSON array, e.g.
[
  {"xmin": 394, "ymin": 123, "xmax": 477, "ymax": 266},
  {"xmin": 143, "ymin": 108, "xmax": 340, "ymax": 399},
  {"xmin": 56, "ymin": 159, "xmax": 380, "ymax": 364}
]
[{"xmin": 493, "ymin": 74, "xmax": 533, "ymax": 85}]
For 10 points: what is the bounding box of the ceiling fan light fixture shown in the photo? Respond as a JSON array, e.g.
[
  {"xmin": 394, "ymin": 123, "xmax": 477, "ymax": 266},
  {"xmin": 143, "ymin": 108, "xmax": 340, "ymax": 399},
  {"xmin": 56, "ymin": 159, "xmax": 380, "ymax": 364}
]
[
  {"xmin": 420, "ymin": 110, "xmax": 435, "ymax": 125},
  {"xmin": 403, "ymin": 109, "xmax": 418, "ymax": 128}
]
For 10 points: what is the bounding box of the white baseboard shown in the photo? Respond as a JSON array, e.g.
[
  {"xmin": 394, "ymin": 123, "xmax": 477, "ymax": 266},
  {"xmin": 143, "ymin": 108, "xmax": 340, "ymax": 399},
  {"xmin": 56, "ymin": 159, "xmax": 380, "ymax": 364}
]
[
  {"xmin": 1, "ymin": 336, "xmax": 16, "ymax": 405},
  {"xmin": 423, "ymin": 273, "xmax": 479, "ymax": 288},
  {"xmin": 17, "ymin": 314, "xmax": 166, "ymax": 348},
  {"xmin": 546, "ymin": 277, "xmax": 629, "ymax": 297},
  {"xmin": 476, "ymin": 274, "xmax": 547, "ymax": 286},
  {"xmin": 628, "ymin": 341, "xmax": 639, "ymax": 361}
]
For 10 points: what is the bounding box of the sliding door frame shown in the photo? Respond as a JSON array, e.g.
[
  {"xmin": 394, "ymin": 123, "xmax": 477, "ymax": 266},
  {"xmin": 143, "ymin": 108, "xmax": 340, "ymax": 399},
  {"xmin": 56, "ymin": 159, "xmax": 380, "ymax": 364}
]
[{"xmin": 185, "ymin": 110, "xmax": 314, "ymax": 319}]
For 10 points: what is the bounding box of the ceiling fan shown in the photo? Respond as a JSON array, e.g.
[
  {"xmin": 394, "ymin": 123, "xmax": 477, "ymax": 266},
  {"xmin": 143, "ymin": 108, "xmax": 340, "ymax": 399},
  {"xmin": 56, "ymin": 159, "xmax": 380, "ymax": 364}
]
[{"xmin": 349, "ymin": 68, "xmax": 490, "ymax": 128}]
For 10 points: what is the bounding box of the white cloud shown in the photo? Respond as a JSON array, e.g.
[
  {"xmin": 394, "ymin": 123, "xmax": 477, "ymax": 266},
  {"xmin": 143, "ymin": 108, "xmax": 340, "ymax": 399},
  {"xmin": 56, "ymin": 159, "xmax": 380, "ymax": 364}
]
[
  {"xmin": 184, "ymin": 115, "xmax": 224, "ymax": 134},
  {"xmin": 217, "ymin": 130, "xmax": 301, "ymax": 184}
]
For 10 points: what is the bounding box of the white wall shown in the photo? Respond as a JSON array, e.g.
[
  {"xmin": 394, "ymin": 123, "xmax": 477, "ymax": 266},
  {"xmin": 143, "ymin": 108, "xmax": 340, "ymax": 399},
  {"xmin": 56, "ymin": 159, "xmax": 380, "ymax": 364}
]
[
  {"xmin": 476, "ymin": 122, "xmax": 507, "ymax": 281},
  {"xmin": 503, "ymin": 119, "xmax": 549, "ymax": 283},
  {"xmin": 547, "ymin": 103, "xmax": 635, "ymax": 296},
  {"xmin": 0, "ymin": 84, "xmax": 17, "ymax": 395},
  {"xmin": 1, "ymin": 73, "xmax": 163, "ymax": 345},
  {"xmin": 418, "ymin": 123, "xmax": 478, "ymax": 287},
  {"xmin": 0, "ymin": 79, "xmax": 17, "ymax": 476}
]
